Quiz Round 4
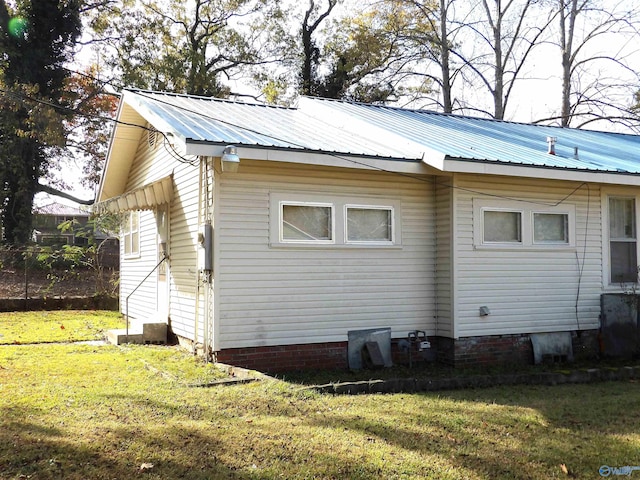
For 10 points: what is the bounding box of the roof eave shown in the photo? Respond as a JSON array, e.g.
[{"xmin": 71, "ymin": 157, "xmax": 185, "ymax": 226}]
[
  {"xmin": 439, "ymin": 157, "xmax": 640, "ymax": 185},
  {"xmin": 185, "ymin": 142, "xmax": 433, "ymax": 175},
  {"xmin": 97, "ymin": 98, "xmax": 147, "ymax": 203}
]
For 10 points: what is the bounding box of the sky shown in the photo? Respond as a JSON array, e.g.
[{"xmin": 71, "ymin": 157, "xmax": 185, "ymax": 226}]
[{"xmin": 37, "ymin": 0, "xmax": 640, "ymax": 208}]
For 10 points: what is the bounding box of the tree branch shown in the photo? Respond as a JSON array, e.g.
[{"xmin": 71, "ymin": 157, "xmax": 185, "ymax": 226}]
[{"xmin": 36, "ymin": 183, "xmax": 94, "ymax": 205}]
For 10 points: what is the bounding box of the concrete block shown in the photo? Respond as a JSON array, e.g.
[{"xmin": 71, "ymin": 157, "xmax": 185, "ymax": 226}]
[
  {"xmin": 106, "ymin": 328, "xmax": 143, "ymax": 345},
  {"xmin": 142, "ymin": 323, "xmax": 167, "ymax": 344}
]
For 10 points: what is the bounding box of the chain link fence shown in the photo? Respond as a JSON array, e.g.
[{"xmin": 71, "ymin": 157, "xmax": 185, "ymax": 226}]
[{"xmin": 0, "ymin": 242, "xmax": 120, "ymax": 308}]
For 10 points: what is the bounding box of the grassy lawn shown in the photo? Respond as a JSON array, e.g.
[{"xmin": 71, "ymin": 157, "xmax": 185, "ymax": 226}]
[
  {"xmin": 0, "ymin": 310, "xmax": 125, "ymax": 344},
  {"xmin": 1, "ymin": 316, "xmax": 640, "ymax": 479}
]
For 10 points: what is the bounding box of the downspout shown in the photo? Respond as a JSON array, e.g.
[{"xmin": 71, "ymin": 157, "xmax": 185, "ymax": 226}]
[
  {"xmin": 203, "ymin": 157, "xmax": 215, "ymax": 361},
  {"xmin": 203, "ymin": 157, "xmax": 212, "ymax": 361},
  {"xmin": 194, "ymin": 158, "xmax": 203, "ymax": 355},
  {"xmin": 433, "ymin": 176, "xmax": 439, "ymax": 338}
]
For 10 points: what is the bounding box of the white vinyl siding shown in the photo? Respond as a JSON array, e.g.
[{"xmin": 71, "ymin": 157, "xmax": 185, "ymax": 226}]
[
  {"xmin": 215, "ymin": 161, "xmax": 436, "ymax": 349},
  {"xmin": 435, "ymin": 178, "xmax": 454, "ymax": 337},
  {"xmin": 119, "ymin": 209, "xmax": 158, "ymax": 321},
  {"xmin": 118, "ymin": 126, "xmax": 200, "ymax": 341},
  {"xmin": 455, "ymin": 175, "xmax": 602, "ymax": 338}
]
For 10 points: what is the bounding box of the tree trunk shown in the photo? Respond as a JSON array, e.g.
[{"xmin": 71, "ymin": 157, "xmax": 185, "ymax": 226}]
[
  {"xmin": 439, "ymin": 0, "xmax": 453, "ymax": 113},
  {"xmin": 559, "ymin": 0, "xmax": 577, "ymax": 127}
]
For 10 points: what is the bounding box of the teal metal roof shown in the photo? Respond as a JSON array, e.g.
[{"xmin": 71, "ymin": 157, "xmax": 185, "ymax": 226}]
[
  {"xmin": 124, "ymin": 90, "xmax": 640, "ymax": 175},
  {"xmin": 124, "ymin": 90, "xmax": 421, "ymax": 161},
  {"xmin": 312, "ymin": 98, "xmax": 640, "ymax": 174}
]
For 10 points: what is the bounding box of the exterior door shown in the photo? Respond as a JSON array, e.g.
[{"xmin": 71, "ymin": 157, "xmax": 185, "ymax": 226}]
[{"xmin": 156, "ymin": 206, "xmax": 169, "ymax": 321}]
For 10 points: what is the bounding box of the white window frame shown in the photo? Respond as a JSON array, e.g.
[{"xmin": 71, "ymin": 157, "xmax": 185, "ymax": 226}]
[
  {"xmin": 532, "ymin": 211, "xmax": 570, "ymax": 245},
  {"xmin": 279, "ymin": 201, "xmax": 335, "ymax": 244},
  {"xmin": 474, "ymin": 199, "xmax": 575, "ymax": 249},
  {"xmin": 122, "ymin": 210, "xmax": 140, "ymax": 259},
  {"xmin": 481, "ymin": 208, "xmax": 524, "ymax": 245},
  {"xmin": 345, "ymin": 204, "xmax": 395, "ymax": 245},
  {"xmin": 603, "ymin": 192, "xmax": 640, "ymax": 287},
  {"xmin": 270, "ymin": 192, "xmax": 401, "ymax": 248}
]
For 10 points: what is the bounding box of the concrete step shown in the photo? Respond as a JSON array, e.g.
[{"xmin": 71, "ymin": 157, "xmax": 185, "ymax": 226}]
[
  {"xmin": 106, "ymin": 328, "xmax": 143, "ymax": 345},
  {"xmin": 106, "ymin": 322, "xmax": 167, "ymax": 346}
]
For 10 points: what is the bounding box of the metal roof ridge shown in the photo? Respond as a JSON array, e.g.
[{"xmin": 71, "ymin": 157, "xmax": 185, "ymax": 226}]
[
  {"xmin": 125, "ymin": 88, "xmax": 297, "ymax": 111},
  {"xmin": 298, "ymin": 96, "xmax": 639, "ymax": 136}
]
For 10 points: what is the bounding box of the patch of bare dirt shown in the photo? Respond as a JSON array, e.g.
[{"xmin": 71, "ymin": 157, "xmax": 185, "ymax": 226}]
[{"xmin": 0, "ymin": 268, "xmax": 118, "ymax": 298}]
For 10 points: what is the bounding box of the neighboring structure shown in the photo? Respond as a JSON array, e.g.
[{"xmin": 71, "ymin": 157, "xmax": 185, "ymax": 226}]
[
  {"xmin": 95, "ymin": 89, "xmax": 640, "ymax": 372},
  {"xmin": 32, "ymin": 202, "xmax": 120, "ymax": 269},
  {"xmin": 33, "ymin": 202, "xmax": 93, "ymax": 246}
]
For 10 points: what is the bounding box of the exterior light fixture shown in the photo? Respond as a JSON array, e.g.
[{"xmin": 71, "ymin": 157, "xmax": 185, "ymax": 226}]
[
  {"xmin": 221, "ymin": 145, "xmax": 240, "ymax": 173},
  {"xmin": 479, "ymin": 306, "xmax": 491, "ymax": 316}
]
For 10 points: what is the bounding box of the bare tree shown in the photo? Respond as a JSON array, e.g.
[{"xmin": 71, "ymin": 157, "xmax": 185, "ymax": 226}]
[
  {"xmin": 455, "ymin": 0, "xmax": 554, "ymax": 119},
  {"xmin": 547, "ymin": 0, "xmax": 640, "ymax": 130},
  {"xmin": 394, "ymin": 0, "xmax": 459, "ymax": 112}
]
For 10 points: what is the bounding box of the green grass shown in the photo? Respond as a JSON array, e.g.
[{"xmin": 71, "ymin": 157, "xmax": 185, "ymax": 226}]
[
  {"xmin": 0, "ymin": 310, "xmax": 124, "ymax": 344},
  {"xmin": 2, "ymin": 317, "xmax": 640, "ymax": 479}
]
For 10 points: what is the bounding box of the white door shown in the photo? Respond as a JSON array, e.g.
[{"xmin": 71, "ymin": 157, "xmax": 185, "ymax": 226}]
[{"xmin": 155, "ymin": 206, "xmax": 169, "ymax": 322}]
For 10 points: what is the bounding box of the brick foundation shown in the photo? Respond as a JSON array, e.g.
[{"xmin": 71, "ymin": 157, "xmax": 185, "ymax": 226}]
[
  {"xmin": 450, "ymin": 334, "xmax": 534, "ymax": 366},
  {"xmin": 215, "ymin": 342, "xmax": 349, "ymax": 373},
  {"xmin": 434, "ymin": 330, "xmax": 600, "ymax": 366},
  {"xmin": 209, "ymin": 330, "xmax": 601, "ymax": 373}
]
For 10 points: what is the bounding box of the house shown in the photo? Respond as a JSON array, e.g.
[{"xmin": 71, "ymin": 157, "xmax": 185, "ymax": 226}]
[
  {"xmin": 33, "ymin": 202, "xmax": 92, "ymax": 246},
  {"xmin": 32, "ymin": 201, "xmax": 120, "ymax": 268},
  {"xmin": 95, "ymin": 89, "xmax": 640, "ymax": 372}
]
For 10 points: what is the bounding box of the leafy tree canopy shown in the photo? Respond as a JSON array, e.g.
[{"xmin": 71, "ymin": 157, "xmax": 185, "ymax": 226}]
[
  {"xmin": 87, "ymin": 0, "xmax": 283, "ymax": 96},
  {"xmin": 0, "ymin": 0, "xmax": 82, "ymax": 244}
]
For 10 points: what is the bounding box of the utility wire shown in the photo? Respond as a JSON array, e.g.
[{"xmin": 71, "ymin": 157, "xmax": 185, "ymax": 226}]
[
  {"xmin": 2, "ymin": 76, "xmax": 593, "ymax": 207},
  {"xmin": 133, "ymin": 89, "xmax": 592, "ymax": 208},
  {"xmin": 0, "ymin": 85, "xmax": 195, "ymax": 166}
]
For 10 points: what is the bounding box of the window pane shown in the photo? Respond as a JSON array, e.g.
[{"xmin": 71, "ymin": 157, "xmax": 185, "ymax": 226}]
[
  {"xmin": 282, "ymin": 205, "xmax": 331, "ymax": 241},
  {"xmin": 132, "ymin": 231, "xmax": 139, "ymax": 253},
  {"xmin": 347, "ymin": 208, "xmax": 392, "ymax": 242},
  {"xmin": 609, "ymin": 197, "xmax": 637, "ymax": 283},
  {"xmin": 484, "ymin": 210, "xmax": 521, "ymax": 243},
  {"xmin": 122, "ymin": 216, "xmax": 130, "ymax": 235},
  {"xmin": 123, "ymin": 211, "xmax": 139, "ymax": 256},
  {"xmin": 534, "ymin": 213, "xmax": 568, "ymax": 243},
  {"xmin": 609, "ymin": 197, "xmax": 635, "ymax": 239},
  {"xmin": 611, "ymin": 241, "xmax": 637, "ymax": 283},
  {"xmin": 131, "ymin": 211, "xmax": 139, "ymax": 233}
]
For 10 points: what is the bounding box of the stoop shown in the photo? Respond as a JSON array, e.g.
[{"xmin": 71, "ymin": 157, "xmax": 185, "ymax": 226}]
[
  {"xmin": 106, "ymin": 328, "xmax": 144, "ymax": 345},
  {"xmin": 106, "ymin": 321, "xmax": 167, "ymax": 346}
]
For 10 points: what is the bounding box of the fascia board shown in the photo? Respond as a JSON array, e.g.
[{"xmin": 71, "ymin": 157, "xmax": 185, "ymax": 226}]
[
  {"xmin": 97, "ymin": 100, "xmax": 145, "ymax": 203},
  {"xmin": 186, "ymin": 143, "xmax": 433, "ymax": 174},
  {"xmin": 440, "ymin": 158, "xmax": 640, "ymax": 186}
]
